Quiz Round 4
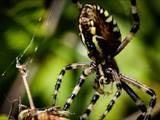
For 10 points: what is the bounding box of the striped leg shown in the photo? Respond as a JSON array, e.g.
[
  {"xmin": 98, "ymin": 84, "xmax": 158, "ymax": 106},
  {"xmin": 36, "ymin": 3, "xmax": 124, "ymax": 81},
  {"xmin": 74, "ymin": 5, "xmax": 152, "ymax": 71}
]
[
  {"xmin": 115, "ymin": 0, "xmax": 140, "ymax": 55},
  {"xmin": 121, "ymin": 75, "xmax": 156, "ymax": 120},
  {"xmin": 80, "ymin": 92, "xmax": 100, "ymax": 120},
  {"xmin": 100, "ymin": 69, "xmax": 122, "ymax": 120},
  {"xmin": 52, "ymin": 63, "xmax": 89, "ymax": 106},
  {"xmin": 63, "ymin": 65, "xmax": 94, "ymax": 111},
  {"xmin": 121, "ymin": 81, "xmax": 147, "ymax": 119}
]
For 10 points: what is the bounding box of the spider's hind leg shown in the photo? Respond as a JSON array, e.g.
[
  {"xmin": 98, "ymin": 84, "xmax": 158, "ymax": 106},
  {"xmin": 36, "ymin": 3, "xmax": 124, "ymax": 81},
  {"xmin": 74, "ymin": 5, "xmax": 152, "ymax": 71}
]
[{"xmin": 115, "ymin": 0, "xmax": 140, "ymax": 56}]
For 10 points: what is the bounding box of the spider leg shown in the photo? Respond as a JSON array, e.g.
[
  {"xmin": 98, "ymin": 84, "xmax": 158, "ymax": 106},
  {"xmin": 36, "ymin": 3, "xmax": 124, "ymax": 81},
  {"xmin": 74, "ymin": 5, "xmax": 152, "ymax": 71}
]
[
  {"xmin": 52, "ymin": 63, "xmax": 89, "ymax": 106},
  {"xmin": 115, "ymin": 0, "xmax": 140, "ymax": 56},
  {"xmin": 99, "ymin": 68, "xmax": 122, "ymax": 120},
  {"xmin": 80, "ymin": 92, "xmax": 100, "ymax": 120},
  {"xmin": 121, "ymin": 75, "xmax": 156, "ymax": 120},
  {"xmin": 63, "ymin": 65, "xmax": 94, "ymax": 111},
  {"xmin": 121, "ymin": 81, "xmax": 147, "ymax": 119}
]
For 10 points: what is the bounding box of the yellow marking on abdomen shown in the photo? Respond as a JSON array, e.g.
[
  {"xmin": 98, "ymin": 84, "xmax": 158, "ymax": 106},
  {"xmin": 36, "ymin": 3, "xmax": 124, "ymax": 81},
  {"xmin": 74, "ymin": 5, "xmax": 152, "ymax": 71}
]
[{"xmin": 92, "ymin": 36, "xmax": 103, "ymax": 54}]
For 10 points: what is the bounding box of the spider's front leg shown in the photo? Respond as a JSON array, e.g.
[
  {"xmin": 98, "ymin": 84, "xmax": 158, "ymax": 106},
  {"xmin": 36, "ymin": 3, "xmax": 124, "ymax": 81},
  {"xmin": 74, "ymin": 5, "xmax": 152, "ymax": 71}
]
[
  {"xmin": 80, "ymin": 91, "xmax": 100, "ymax": 120},
  {"xmin": 53, "ymin": 63, "xmax": 89, "ymax": 106},
  {"xmin": 121, "ymin": 75, "xmax": 156, "ymax": 120},
  {"xmin": 121, "ymin": 81, "xmax": 147, "ymax": 119},
  {"xmin": 99, "ymin": 68, "xmax": 122, "ymax": 120},
  {"xmin": 115, "ymin": 0, "xmax": 140, "ymax": 56},
  {"xmin": 80, "ymin": 68, "xmax": 122, "ymax": 120},
  {"xmin": 63, "ymin": 63, "xmax": 95, "ymax": 111}
]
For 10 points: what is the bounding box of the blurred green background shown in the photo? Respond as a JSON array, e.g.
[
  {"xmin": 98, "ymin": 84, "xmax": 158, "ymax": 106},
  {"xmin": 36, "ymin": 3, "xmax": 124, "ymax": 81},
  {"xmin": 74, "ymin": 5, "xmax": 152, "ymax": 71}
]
[{"xmin": 0, "ymin": 0, "xmax": 160, "ymax": 120}]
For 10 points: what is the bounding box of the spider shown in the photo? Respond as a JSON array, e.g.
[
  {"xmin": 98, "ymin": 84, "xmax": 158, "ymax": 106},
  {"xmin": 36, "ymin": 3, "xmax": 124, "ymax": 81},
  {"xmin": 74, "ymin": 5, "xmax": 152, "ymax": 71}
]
[
  {"xmin": 52, "ymin": 0, "xmax": 156, "ymax": 120},
  {"xmin": 9, "ymin": 61, "xmax": 70, "ymax": 120}
]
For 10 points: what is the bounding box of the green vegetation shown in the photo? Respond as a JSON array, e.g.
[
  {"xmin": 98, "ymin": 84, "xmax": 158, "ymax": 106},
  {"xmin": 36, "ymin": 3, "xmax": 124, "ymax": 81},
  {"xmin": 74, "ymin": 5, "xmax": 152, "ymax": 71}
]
[{"xmin": 0, "ymin": 0, "xmax": 159, "ymax": 119}]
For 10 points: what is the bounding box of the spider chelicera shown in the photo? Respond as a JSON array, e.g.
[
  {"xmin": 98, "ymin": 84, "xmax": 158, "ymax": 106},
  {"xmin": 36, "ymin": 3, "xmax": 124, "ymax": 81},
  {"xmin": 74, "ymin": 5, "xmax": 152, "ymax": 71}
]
[{"xmin": 53, "ymin": 0, "xmax": 156, "ymax": 120}]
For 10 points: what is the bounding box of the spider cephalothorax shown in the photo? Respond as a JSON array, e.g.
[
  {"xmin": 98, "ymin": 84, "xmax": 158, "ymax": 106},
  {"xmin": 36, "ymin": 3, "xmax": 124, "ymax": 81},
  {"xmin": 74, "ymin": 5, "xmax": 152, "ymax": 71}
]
[{"xmin": 53, "ymin": 0, "xmax": 156, "ymax": 120}]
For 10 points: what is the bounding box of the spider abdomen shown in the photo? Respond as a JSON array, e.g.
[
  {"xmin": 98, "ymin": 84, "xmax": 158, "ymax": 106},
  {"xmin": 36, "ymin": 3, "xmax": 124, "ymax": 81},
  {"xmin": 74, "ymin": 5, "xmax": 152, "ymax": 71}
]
[{"xmin": 79, "ymin": 4, "xmax": 122, "ymax": 59}]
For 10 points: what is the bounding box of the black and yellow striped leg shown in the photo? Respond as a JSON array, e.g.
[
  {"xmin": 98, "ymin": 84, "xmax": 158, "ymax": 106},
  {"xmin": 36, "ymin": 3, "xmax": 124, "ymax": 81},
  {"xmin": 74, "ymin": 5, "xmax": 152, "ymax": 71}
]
[
  {"xmin": 99, "ymin": 69, "xmax": 122, "ymax": 120},
  {"xmin": 63, "ymin": 66, "xmax": 94, "ymax": 111},
  {"xmin": 121, "ymin": 75, "xmax": 156, "ymax": 120},
  {"xmin": 121, "ymin": 81, "xmax": 147, "ymax": 119},
  {"xmin": 115, "ymin": 0, "xmax": 140, "ymax": 55},
  {"xmin": 52, "ymin": 63, "xmax": 89, "ymax": 106},
  {"xmin": 80, "ymin": 92, "xmax": 100, "ymax": 120},
  {"xmin": 100, "ymin": 85, "xmax": 122, "ymax": 120}
]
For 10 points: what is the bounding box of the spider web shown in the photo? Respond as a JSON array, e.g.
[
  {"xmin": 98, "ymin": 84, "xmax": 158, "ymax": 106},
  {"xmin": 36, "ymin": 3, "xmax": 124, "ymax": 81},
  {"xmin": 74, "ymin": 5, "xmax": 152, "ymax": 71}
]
[
  {"xmin": 0, "ymin": 18, "xmax": 41, "ymax": 115},
  {"xmin": 0, "ymin": 0, "xmax": 67, "ymax": 116},
  {"xmin": 1, "ymin": 33, "xmax": 37, "ymax": 78}
]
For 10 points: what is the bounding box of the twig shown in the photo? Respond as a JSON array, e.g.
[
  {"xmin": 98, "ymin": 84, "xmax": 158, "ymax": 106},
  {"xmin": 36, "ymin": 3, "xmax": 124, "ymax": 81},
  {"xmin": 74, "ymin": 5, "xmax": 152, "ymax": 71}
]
[{"xmin": 16, "ymin": 59, "xmax": 35, "ymax": 110}]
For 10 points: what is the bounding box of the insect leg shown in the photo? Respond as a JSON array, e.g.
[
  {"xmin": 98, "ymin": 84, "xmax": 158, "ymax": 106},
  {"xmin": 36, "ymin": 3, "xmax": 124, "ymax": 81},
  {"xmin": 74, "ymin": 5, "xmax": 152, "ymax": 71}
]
[
  {"xmin": 63, "ymin": 65, "xmax": 94, "ymax": 111},
  {"xmin": 80, "ymin": 92, "xmax": 100, "ymax": 120},
  {"xmin": 115, "ymin": 0, "xmax": 140, "ymax": 55},
  {"xmin": 53, "ymin": 63, "xmax": 89, "ymax": 106},
  {"xmin": 121, "ymin": 75, "xmax": 156, "ymax": 120}
]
